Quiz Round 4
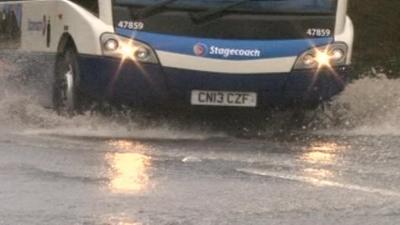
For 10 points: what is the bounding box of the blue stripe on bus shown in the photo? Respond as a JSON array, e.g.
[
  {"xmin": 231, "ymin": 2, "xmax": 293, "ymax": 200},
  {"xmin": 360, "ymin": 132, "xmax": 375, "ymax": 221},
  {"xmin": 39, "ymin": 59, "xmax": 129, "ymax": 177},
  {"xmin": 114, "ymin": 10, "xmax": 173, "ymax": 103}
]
[{"xmin": 116, "ymin": 28, "xmax": 333, "ymax": 60}]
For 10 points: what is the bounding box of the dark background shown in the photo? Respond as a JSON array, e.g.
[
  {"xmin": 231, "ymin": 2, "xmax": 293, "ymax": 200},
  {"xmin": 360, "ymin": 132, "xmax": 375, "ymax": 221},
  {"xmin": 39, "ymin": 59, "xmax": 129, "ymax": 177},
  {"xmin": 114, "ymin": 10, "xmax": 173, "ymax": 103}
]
[{"xmin": 349, "ymin": 0, "xmax": 400, "ymax": 76}]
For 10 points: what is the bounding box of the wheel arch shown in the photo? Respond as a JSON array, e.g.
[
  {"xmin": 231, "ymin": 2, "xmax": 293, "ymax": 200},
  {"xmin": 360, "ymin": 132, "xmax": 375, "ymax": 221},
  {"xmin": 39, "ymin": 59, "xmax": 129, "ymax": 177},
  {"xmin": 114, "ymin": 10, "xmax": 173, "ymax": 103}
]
[{"xmin": 56, "ymin": 33, "xmax": 78, "ymax": 56}]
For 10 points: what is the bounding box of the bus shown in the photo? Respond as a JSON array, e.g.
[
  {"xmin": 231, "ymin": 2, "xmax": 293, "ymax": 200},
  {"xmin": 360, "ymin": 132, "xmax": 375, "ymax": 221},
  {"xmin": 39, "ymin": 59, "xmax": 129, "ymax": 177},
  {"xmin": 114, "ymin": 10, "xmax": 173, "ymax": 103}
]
[{"xmin": 0, "ymin": 0, "xmax": 353, "ymax": 113}]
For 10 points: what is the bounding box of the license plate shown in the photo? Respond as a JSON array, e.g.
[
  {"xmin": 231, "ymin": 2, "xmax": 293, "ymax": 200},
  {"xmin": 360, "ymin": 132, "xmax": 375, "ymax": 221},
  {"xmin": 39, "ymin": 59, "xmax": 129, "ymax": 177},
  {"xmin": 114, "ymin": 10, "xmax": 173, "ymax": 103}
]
[{"xmin": 191, "ymin": 90, "xmax": 257, "ymax": 107}]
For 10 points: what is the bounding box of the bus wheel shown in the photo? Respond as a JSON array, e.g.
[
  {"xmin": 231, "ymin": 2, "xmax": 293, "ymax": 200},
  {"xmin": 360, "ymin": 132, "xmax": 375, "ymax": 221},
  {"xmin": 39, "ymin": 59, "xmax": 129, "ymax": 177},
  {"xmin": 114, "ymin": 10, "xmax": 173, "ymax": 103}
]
[{"xmin": 53, "ymin": 47, "xmax": 88, "ymax": 116}]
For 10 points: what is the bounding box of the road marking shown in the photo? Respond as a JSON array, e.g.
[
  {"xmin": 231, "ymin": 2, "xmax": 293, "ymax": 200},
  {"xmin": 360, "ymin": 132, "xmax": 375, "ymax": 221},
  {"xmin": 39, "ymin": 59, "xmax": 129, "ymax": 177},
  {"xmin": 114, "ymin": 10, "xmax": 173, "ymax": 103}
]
[{"xmin": 237, "ymin": 168, "xmax": 400, "ymax": 198}]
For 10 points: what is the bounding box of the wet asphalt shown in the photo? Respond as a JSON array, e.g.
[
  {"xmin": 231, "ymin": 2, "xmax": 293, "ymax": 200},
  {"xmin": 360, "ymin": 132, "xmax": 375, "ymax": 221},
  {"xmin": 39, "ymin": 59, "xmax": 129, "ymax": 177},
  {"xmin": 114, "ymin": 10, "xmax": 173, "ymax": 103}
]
[
  {"xmin": 1, "ymin": 51, "xmax": 400, "ymax": 225},
  {"xmin": 1, "ymin": 126, "xmax": 400, "ymax": 225}
]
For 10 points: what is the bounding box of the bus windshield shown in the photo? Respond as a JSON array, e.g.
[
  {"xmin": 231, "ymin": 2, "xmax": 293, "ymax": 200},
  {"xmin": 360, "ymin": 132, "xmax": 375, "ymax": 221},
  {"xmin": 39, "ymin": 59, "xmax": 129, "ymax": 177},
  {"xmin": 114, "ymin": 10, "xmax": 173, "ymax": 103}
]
[
  {"xmin": 113, "ymin": 0, "xmax": 338, "ymax": 40},
  {"xmin": 114, "ymin": 0, "xmax": 337, "ymax": 14}
]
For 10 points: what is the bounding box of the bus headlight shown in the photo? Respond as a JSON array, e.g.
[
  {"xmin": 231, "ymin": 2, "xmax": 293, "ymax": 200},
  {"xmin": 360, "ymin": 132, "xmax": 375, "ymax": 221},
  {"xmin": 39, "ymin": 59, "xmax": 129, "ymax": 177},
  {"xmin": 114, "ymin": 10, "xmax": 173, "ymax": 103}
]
[
  {"xmin": 104, "ymin": 38, "xmax": 119, "ymax": 51},
  {"xmin": 101, "ymin": 33, "xmax": 158, "ymax": 64},
  {"xmin": 294, "ymin": 43, "xmax": 348, "ymax": 70},
  {"xmin": 331, "ymin": 48, "xmax": 345, "ymax": 61},
  {"xmin": 135, "ymin": 46, "xmax": 151, "ymax": 61}
]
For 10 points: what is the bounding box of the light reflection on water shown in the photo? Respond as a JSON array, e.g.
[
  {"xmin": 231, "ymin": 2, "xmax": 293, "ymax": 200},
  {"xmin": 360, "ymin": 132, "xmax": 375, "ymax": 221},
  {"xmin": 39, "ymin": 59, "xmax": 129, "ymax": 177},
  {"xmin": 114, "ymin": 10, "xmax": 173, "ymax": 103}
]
[
  {"xmin": 300, "ymin": 141, "xmax": 349, "ymax": 183},
  {"xmin": 301, "ymin": 142, "xmax": 347, "ymax": 165},
  {"xmin": 106, "ymin": 140, "xmax": 151, "ymax": 194},
  {"xmin": 105, "ymin": 216, "xmax": 143, "ymax": 225}
]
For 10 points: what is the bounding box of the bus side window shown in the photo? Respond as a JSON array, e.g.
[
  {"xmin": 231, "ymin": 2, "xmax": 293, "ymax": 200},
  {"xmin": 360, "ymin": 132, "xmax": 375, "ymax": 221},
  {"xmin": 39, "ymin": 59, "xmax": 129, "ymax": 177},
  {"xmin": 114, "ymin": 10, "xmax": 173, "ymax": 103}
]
[{"xmin": 69, "ymin": 0, "xmax": 99, "ymax": 17}]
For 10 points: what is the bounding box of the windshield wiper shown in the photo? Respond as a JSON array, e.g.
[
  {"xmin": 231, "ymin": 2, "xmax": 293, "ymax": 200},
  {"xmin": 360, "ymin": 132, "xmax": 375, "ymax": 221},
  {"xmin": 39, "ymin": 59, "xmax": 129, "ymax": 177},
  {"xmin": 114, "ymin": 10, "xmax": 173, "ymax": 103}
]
[
  {"xmin": 133, "ymin": 0, "xmax": 180, "ymax": 19},
  {"xmin": 191, "ymin": 0, "xmax": 285, "ymax": 24}
]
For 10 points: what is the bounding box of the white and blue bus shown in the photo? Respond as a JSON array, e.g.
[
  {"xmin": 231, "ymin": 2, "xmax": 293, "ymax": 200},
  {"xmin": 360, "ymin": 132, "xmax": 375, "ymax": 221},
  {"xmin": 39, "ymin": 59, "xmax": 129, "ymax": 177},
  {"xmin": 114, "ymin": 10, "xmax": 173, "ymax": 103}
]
[{"xmin": 0, "ymin": 0, "xmax": 353, "ymax": 113}]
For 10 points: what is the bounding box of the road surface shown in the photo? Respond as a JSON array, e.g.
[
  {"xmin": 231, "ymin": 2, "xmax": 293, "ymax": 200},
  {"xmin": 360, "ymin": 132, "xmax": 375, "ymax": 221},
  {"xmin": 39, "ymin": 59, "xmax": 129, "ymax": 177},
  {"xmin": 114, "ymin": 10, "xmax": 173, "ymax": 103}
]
[{"xmin": 1, "ymin": 53, "xmax": 400, "ymax": 225}]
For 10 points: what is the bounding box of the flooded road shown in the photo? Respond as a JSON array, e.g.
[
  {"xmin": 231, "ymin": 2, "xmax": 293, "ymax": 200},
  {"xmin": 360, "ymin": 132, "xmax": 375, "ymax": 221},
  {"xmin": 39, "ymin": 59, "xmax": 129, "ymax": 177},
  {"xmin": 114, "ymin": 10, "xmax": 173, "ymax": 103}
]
[
  {"xmin": 2, "ymin": 129, "xmax": 400, "ymax": 225},
  {"xmin": 1, "ymin": 54, "xmax": 400, "ymax": 225}
]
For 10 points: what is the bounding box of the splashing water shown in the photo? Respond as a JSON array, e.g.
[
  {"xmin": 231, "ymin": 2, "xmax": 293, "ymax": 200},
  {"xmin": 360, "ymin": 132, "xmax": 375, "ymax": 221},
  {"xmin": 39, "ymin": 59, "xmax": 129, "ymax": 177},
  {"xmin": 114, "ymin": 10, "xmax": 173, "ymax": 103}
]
[
  {"xmin": 314, "ymin": 73, "xmax": 400, "ymax": 136},
  {"xmin": 0, "ymin": 51, "xmax": 222, "ymax": 140},
  {"xmin": 1, "ymin": 50, "xmax": 400, "ymax": 138}
]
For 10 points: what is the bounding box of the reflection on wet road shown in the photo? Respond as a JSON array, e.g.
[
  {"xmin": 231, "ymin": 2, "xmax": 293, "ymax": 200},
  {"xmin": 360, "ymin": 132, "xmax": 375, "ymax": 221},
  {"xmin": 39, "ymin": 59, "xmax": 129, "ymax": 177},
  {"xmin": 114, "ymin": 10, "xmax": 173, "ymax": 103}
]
[
  {"xmin": 301, "ymin": 141, "xmax": 346, "ymax": 165},
  {"xmin": 106, "ymin": 140, "xmax": 152, "ymax": 194},
  {"xmin": 107, "ymin": 153, "xmax": 150, "ymax": 194},
  {"xmin": 299, "ymin": 141, "xmax": 346, "ymax": 181},
  {"xmin": 1, "ymin": 132, "xmax": 400, "ymax": 225}
]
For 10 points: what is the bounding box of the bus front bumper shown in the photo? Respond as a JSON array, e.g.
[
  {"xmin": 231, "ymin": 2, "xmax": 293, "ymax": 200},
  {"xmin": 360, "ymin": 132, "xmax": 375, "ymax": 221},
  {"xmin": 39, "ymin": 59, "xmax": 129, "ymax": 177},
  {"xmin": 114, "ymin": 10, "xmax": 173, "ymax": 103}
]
[{"xmin": 78, "ymin": 55, "xmax": 350, "ymax": 109}]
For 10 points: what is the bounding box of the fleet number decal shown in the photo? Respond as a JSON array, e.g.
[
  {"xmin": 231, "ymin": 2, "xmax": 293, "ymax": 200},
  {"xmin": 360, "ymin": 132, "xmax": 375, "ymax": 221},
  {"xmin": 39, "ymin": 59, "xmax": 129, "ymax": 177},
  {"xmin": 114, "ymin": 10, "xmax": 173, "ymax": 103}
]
[
  {"xmin": 117, "ymin": 20, "xmax": 144, "ymax": 30},
  {"xmin": 306, "ymin": 28, "xmax": 332, "ymax": 37}
]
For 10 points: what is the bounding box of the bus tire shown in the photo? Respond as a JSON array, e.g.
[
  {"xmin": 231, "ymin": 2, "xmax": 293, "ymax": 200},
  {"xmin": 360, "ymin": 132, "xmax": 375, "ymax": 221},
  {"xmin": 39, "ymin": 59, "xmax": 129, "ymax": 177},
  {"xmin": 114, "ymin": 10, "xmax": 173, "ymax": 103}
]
[{"xmin": 52, "ymin": 46, "xmax": 89, "ymax": 116}]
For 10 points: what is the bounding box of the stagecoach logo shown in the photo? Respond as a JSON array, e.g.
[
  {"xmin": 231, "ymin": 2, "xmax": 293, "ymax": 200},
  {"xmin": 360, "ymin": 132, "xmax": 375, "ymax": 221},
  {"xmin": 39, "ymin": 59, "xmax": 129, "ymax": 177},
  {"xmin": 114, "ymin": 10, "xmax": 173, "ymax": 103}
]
[
  {"xmin": 193, "ymin": 43, "xmax": 262, "ymax": 58},
  {"xmin": 193, "ymin": 43, "xmax": 208, "ymax": 57}
]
